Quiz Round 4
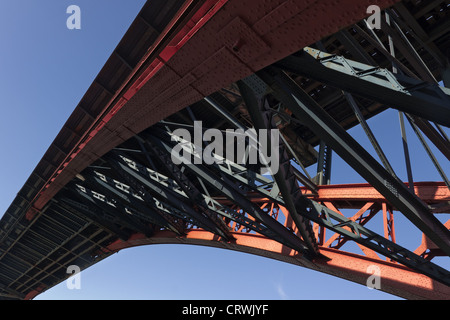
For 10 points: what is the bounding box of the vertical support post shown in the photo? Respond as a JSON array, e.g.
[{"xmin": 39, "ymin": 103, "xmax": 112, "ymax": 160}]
[
  {"xmin": 382, "ymin": 202, "xmax": 396, "ymax": 262},
  {"xmin": 316, "ymin": 141, "xmax": 326, "ymax": 186},
  {"xmin": 382, "ymin": 203, "xmax": 396, "ymax": 242},
  {"xmin": 399, "ymin": 110, "xmax": 415, "ymax": 192},
  {"xmin": 316, "ymin": 142, "xmax": 332, "ymax": 185},
  {"xmin": 323, "ymin": 146, "xmax": 332, "ymax": 186}
]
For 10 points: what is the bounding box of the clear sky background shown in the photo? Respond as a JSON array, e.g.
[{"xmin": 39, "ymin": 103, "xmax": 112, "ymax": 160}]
[{"xmin": 0, "ymin": 1, "xmax": 448, "ymax": 300}]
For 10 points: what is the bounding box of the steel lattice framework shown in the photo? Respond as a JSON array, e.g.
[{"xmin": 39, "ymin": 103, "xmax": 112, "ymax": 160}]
[{"xmin": 0, "ymin": 0, "xmax": 449, "ymax": 300}]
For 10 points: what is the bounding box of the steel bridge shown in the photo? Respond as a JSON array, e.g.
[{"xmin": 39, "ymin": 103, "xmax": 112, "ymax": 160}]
[{"xmin": 1, "ymin": 0, "xmax": 449, "ymax": 300}]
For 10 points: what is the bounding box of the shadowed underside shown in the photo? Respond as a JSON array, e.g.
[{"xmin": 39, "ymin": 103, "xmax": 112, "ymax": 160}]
[{"xmin": 0, "ymin": 0, "xmax": 449, "ymax": 300}]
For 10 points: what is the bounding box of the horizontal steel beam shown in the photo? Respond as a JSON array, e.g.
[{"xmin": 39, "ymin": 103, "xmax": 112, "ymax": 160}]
[{"xmin": 274, "ymin": 47, "xmax": 450, "ymax": 127}]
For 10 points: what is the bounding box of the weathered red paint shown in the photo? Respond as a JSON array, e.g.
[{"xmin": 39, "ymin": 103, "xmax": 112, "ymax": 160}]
[
  {"xmin": 104, "ymin": 230, "xmax": 450, "ymax": 300},
  {"xmin": 30, "ymin": 0, "xmax": 400, "ymax": 214}
]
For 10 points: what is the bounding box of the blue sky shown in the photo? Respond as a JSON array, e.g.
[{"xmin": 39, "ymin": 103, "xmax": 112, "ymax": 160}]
[{"xmin": 0, "ymin": 1, "xmax": 448, "ymax": 300}]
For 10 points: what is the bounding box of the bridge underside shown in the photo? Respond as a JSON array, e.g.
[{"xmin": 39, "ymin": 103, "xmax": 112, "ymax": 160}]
[{"xmin": 0, "ymin": 0, "xmax": 449, "ymax": 300}]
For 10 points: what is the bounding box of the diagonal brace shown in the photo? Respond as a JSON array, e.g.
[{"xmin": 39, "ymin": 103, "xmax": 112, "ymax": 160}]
[
  {"xmin": 274, "ymin": 47, "xmax": 450, "ymax": 127},
  {"xmin": 257, "ymin": 68, "xmax": 450, "ymax": 257}
]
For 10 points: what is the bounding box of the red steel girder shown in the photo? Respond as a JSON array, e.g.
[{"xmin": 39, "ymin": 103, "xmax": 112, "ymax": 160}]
[
  {"xmin": 104, "ymin": 230, "xmax": 450, "ymax": 300},
  {"xmin": 28, "ymin": 0, "xmax": 400, "ymax": 216},
  {"xmin": 217, "ymin": 182, "xmax": 450, "ymax": 208},
  {"xmin": 307, "ymin": 182, "xmax": 450, "ymax": 206}
]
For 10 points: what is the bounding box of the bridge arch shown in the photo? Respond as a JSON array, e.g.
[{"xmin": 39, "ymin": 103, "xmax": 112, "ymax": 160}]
[
  {"xmin": 2, "ymin": 0, "xmax": 449, "ymax": 300},
  {"xmin": 100, "ymin": 229, "xmax": 450, "ymax": 300}
]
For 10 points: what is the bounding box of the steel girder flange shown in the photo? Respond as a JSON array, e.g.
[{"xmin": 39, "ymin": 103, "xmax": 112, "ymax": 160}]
[{"xmin": 274, "ymin": 47, "xmax": 450, "ymax": 127}]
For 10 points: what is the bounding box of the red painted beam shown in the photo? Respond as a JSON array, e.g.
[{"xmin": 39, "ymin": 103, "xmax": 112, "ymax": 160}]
[
  {"xmin": 310, "ymin": 182, "xmax": 450, "ymax": 204},
  {"xmin": 215, "ymin": 182, "xmax": 450, "ymax": 208},
  {"xmin": 30, "ymin": 0, "xmax": 400, "ymax": 214}
]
